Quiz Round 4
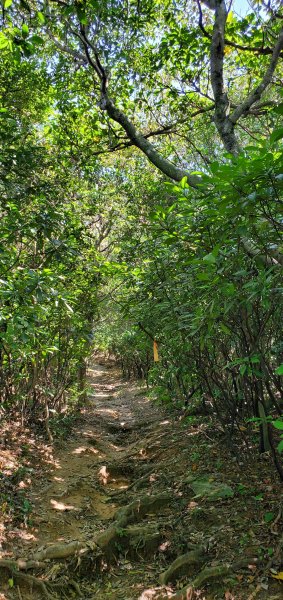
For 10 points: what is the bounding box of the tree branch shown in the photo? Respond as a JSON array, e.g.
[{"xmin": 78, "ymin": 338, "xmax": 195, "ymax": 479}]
[
  {"xmin": 66, "ymin": 24, "xmax": 201, "ymax": 185},
  {"xmin": 210, "ymin": 0, "xmax": 240, "ymax": 154},
  {"xmin": 197, "ymin": 0, "xmax": 282, "ymax": 56},
  {"xmin": 46, "ymin": 30, "xmax": 87, "ymax": 65},
  {"xmin": 224, "ymin": 38, "xmax": 283, "ymax": 56},
  {"xmin": 90, "ymin": 106, "xmax": 215, "ymax": 156},
  {"xmin": 230, "ymin": 28, "xmax": 283, "ymax": 124},
  {"xmin": 78, "ymin": 25, "xmax": 108, "ymax": 93},
  {"xmin": 241, "ymin": 237, "xmax": 283, "ymax": 267},
  {"xmin": 99, "ymin": 94, "xmax": 202, "ymax": 186}
]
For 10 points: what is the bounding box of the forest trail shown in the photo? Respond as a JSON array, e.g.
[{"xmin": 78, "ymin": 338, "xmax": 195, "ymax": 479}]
[
  {"xmin": 23, "ymin": 362, "xmax": 167, "ymax": 553},
  {"xmin": 1, "ymin": 362, "xmax": 282, "ymax": 600}
]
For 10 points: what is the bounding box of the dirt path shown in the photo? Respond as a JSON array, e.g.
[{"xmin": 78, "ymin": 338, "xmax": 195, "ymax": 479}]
[
  {"xmin": 1, "ymin": 363, "xmax": 282, "ymax": 600},
  {"xmin": 26, "ymin": 363, "xmax": 166, "ymax": 551}
]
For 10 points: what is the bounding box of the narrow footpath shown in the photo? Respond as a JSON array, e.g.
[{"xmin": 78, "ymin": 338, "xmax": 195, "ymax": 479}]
[{"xmin": 0, "ymin": 362, "xmax": 282, "ymax": 600}]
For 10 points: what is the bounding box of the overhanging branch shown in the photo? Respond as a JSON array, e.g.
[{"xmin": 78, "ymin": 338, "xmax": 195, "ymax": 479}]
[{"xmin": 99, "ymin": 94, "xmax": 202, "ymax": 186}]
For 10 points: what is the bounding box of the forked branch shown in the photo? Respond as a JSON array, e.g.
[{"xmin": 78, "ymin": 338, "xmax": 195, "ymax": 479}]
[{"xmin": 230, "ymin": 28, "xmax": 283, "ymax": 123}]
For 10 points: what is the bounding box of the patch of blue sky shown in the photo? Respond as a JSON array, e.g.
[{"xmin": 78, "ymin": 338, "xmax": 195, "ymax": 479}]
[{"xmin": 232, "ymin": 0, "xmax": 252, "ymax": 17}]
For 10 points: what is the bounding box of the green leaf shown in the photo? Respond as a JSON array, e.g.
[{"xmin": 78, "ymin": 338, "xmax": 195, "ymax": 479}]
[
  {"xmin": 37, "ymin": 11, "xmax": 45, "ymax": 24},
  {"xmin": 0, "ymin": 33, "xmax": 9, "ymax": 49},
  {"xmin": 8, "ymin": 578, "xmax": 14, "ymax": 588},
  {"xmin": 272, "ymin": 419, "xmax": 283, "ymax": 431},
  {"xmin": 273, "ymin": 103, "xmax": 283, "ymax": 115},
  {"xmin": 219, "ymin": 323, "xmax": 231, "ymax": 335},
  {"xmin": 203, "ymin": 253, "xmax": 216, "ymax": 264},
  {"xmin": 264, "ymin": 511, "xmax": 275, "ymax": 523},
  {"xmin": 277, "ymin": 439, "xmax": 283, "ymax": 453},
  {"xmin": 222, "ymin": 283, "xmax": 235, "ymax": 296},
  {"xmin": 275, "ymin": 364, "xmax": 283, "ymax": 375},
  {"xmin": 270, "ymin": 128, "xmax": 283, "ymax": 144},
  {"xmin": 226, "ymin": 10, "xmax": 234, "ymax": 23},
  {"xmin": 197, "ymin": 272, "xmax": 210, "ymax": 281},
  {"xmin": 4, "ymin": 0, "xmax": 12, "ymax": 8},
  {"xmin": 254, "ymin": 494, "xmax": 263, "ymax": 501},
  {"xmin": 22, "ymin": 23, "xmax": 29, "ymax": 37},
  {"xmin": 29, "ymin": 34, "xmax": 44, "ymax": 46},
  {"xmin": 76, "ymin": 6, "xmax": 88, "ymax": 24}
]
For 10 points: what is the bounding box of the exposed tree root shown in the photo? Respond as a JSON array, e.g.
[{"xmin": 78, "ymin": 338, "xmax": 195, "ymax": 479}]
[
  {"xmin": 95, "ymin": 493, "xmax": 171, "ymax": 559},
  {"xmin": 114, "ymin": 492, "xmax": 171, "ymax": 527},
  {"xmin": 33, "ymin": 540, "xmax": 87, "ymax": 561},
  {"xmin": 68, "ymin": 579, "xmax": 84, "ymax": 597},
  {"xmin": 0, "ymin": 561, "xmax": 84, "ymax": 599},
  {"xmin": 159, "ymin": 558, "xmax": 261, "ymax": 599},
  {"xmin": 159, "ymin": 547, "xmax": 207, "ymax": 585},
  {"xmin": 0, "ymin": 565, "xmax": 57, "ymax": 600},
  {"xmin": 0, "ymin": 493, "xmax": 172, "ymax": 597},
  {"xmin": 119, "ymin": 430, "xmax": 171, "ymax": 461},
  {"xmin": 0, "ymin": 559, "xmax": 46, "ymax": 571},
  {"xmin": 191, "ymin": 564, "xmax": 234, "ymax": 589}
]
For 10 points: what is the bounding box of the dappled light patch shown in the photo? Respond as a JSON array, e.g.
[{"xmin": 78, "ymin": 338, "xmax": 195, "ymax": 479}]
[
  {"xmin": 186, "ymin": 427, "xmax": 206, "ymax": 438},
  {"xmin": 0, "ymin": 450, "xmax": 19, "ymax": 474},
  {"xmin": 0, "ymin": 523, "xmax": 5, "ymax": 542},
  {"xmin": 72, "ymin": 445, "xmax": 92, "ymax": 455},
  {"xmin": 91, "ymin": 390, "xmax": 114, "ymax": 400},
  {"xmin": 50, "ymin": 459, "xmax": 62, "ymax": 469},
  {"xmin": 4, "ymin": 528, "xmax": 37, "ymax": 543},
  {"xmin": 95, "ymin": 407, "xmax": 119, "ymax": 417},
  {"xmin": 89, "ymin": 447, "xmax": 101, "ymax": 455},
  {"xmin": 139, "ymin": 448, "xmax": 149, "ymax": 458},
  {"xmin": 159, "ymin": 540, "xmax": 171, "ymax": 552},
  {"xmin": 138, "ymin": 588, "xmax": 174, "ymax": 599},
  {"xmin": 17, "ymin": 479, "xmax": 30, "ymax": 490},
  {"xmin": 97, "ymin": 463, "xmax": 131, "ymax": 490},
  {"xmin": 99, "ymin": 465, "xmax": 110, "ymax": 485},
  {"xmin": 82, "ymin": 428, "xmax": 99, "ymax": 438},
  {"xmin": 186, "ymin": 501, "xmax": 198, "ymax": 511},
  {"xmin": 50, "ymin": 499, "xmax": 77, "ymax": 511}
]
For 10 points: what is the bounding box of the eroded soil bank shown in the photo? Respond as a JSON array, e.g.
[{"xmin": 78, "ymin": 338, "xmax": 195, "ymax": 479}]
[{"xmin": 0, "ymin": 362, "xmax": 282, "ymax": 599}]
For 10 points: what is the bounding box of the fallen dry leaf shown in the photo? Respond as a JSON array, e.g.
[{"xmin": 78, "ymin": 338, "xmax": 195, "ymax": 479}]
[{"xmin": 271, "ymin": 571, "xmax": 283, "ymax": 580}]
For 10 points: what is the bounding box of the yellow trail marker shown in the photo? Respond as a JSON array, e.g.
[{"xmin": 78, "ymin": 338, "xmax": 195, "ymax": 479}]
[{"xmin": 153, "ymin": 340, "xmax": 159, "ymax": 362}]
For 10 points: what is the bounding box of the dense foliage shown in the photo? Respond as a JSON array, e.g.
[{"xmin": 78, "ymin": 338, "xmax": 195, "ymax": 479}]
[
  {"xmin": 0, "ymin": 0, "xmax": 282, "ymax": 470},
  {"xmin": 0, "ymin": 51, "xmax": 100, "ymax": 436}
]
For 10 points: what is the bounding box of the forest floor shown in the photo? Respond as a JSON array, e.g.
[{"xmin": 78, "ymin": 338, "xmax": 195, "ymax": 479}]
[{"xmin": 0, "ymin": 361, "xmax": 282, "ymax": 600}]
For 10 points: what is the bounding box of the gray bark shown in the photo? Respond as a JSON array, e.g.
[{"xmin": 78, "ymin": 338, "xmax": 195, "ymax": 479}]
[
  {"xmin": 99, "ymin": 95, "xmax": 202, "ymax": 187},
  {"xmin": 230, "ymin": 29, "xmax": 283, "ymax": 124},
  {"xmin": 210, "ymin": 0, "xmax": 240, "ymax": 154},
  {"xmin": 210, "ymin": 1, "xmax": 283, "ymax": 155}
]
